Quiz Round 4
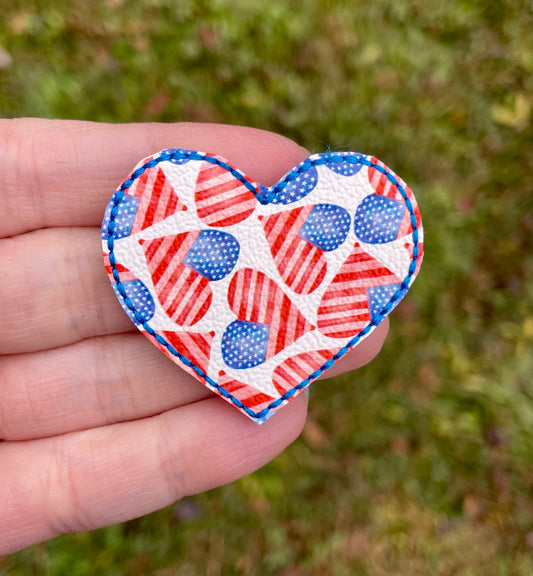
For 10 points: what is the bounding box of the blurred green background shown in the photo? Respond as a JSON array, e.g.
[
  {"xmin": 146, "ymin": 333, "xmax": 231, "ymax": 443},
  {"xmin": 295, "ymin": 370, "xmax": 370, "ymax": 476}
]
[{"xmin": 1, "ymin": 0, "xmax": 532, "ymax": 574}]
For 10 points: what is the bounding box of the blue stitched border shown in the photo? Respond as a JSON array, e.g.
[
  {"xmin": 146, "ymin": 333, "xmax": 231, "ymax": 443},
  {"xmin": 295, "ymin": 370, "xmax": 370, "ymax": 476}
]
[{"xmin": 106, "ymin": 149, "xmax": 421, "ymax": 422}]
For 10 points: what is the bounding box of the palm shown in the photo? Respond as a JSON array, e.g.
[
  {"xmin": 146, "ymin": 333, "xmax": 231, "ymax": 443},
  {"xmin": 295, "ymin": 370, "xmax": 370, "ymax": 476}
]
[{"xmin": 0, "ymin": 119, "xmax": 387, "ymax": 554}]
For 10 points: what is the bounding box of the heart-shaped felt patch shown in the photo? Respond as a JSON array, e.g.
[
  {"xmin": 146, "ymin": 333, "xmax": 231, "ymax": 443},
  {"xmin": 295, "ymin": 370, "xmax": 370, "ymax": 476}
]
[{"xmin": 102, "ymin": 149, "xmax": 423, "ymax": 423}]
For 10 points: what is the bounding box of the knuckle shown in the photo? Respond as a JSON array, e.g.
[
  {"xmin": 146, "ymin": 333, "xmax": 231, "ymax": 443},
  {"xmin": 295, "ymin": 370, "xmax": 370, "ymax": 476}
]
[
  {"xmin": 0, "ymin": 120, "xmax": 42, "ymax": 235},
  {"xmin": 44, "ymin": 435, "xmax": 95, "ymax": 535},
  {"xmin": 156, "ymin": 415, "xmax": 189, "ymax": 503}
]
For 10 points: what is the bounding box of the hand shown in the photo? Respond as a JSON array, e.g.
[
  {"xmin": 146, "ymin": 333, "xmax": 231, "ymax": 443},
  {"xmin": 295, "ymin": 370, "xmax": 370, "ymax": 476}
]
[{"xmin": 0, "ymin": 119, "xmax": 388, "ymax": 554}]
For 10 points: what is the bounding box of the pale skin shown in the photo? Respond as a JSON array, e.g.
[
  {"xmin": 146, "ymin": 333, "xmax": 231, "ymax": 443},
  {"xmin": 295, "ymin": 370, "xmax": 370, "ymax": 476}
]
[{"xmin": 0, "ymin": 119, "xmax": 388, "ymax": 554}]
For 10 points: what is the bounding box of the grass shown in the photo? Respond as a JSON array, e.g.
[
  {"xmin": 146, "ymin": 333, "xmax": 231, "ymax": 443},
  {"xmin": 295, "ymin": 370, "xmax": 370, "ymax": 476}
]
[{"xmin": 1, "ymin": 0, "xmax": 532, "ymax": 574}]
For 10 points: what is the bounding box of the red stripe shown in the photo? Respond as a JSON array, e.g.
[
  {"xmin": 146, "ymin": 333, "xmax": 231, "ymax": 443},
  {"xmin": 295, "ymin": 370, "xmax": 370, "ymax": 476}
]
[
  {"xmin": 272, "ymin": 349, "xmax": 340, "ymax": 394},
  {"xmin": 297, "ymin": 252, "xmax": 327, "ymax": 294},
  {"xmin": 196, "ymin": 164, "xmax": 223, "ymax": 184},
  {"xmin": 159, "ymin": 265, "xmax": 195, "ymax": 312},
  {"xmin": 273, "ymin": 365, "xmax": 294, "ymax": 394},
  {"xmin": 200, "ymin": 190, "xmax": 256, "ymax": 215},
  {"xmin": 197, "ymin": 176, "xmax": 244, "ymax": 198},
  {"xmin": 190, "ymin": 288, "xmax": 213, "ymax": 325},
  {"xmin": 141, "ymin": 236, "xmax": 164, "ymax": 261},
  {"xmin": 318, "ymin": 301, "xmax": 369, "ymax": 315},
  {"xmin": 292, "ymin": 248, "xmax": 317, "ymax": 292},
  {"xmin": 323, "ymin": 328, "xmax": 365, "ymax": 339},
  {"xmin": 265, "ymin": 208, "xmax": 327, "ymax": 295},
  {"xmin": 397, "ymin": 211, "xmax": 411, "ymax": 238},
  {"xmin": 164, "ymin": 188, "xmax": 178, "ymax": 218},
  {"xmin": 164, "ymin": 280, "xmax": 190, "ymax": 320},
  {"xmin": 131, "ymin": 167, "xmax": 150, "ymax": 199},
  {"xmin": 284, "ymin": 357, "xmax": 308, "ymax": 380},
  {"xmin": 150, "ymin": 236, "xmax": 185, "ymax": 286},
  {"xmin": 163, "ymin": 274, "xmax": 190, "ymax": 318},
  {"xmin": 197, "ymin": 197, "xmax": 255, "ymax": 226},
  {"xmin": 318, "ymin": 312, "xmax": 370, "ymax": 328},
  {"xmin": 276, "ymin": 236, "xmax": 303, "ymax": 276},
  {"xmin": 205, "ymin": 210, "xmax": 254, "ymax": 228},
  {"xmin": 160, "ymin": 330, "xmax": 214, "ymax": 375},
  {"xmin": 175, "ymin": 279, "xmax": 211, "ymax": 325},
  {"xmin": 238, "ymin": 269, "xmax": 252, "ymax": 320},
  {"xmin": 244, "ymin": 392, "xmax": 275, "ymax": 408},
  {"xmin": 141, "ymin": 168, "xmax": 166, "ymax": 230},
  {"xmin": 104, "ymin": 256, "xmax": 130, "ymax": 276},
  {"xmin": 333, "ymin": 267, "xmax": 393, "ymax": 283},
  {"xmin": 263, "ymin": 271, "xmax": 278, "ymax": 325},
  {"xmin": 269, "ymin": 208, "xmax": 303, "ymax": 258},
  {"xmin": 274, "ymin": 309, "xmax": 287, "ymax": 355},
  {"xmin": 218, "ymin": 372, "xmax": 276, "ymax": 411},
  {"xmin": 143, "ymin": 235, "xmax": 171, "ymax": 268},
  {"xmin": 261, "ymin": 212, "xmax": 279, "ymax": 236},
  {"xmin": 265, "ymin": 211, "xmax": 288, "ymax": 243},
  {"xmin": 321, "ymin": 287, "xmax": 363, "ymax": 301},
  {"xmin": 152, "ymin": 177, "xmax": 179, "ymax": 224},
  {"xmin": 184, "ymin": 333, "xmax": 208, "ymax": 366},
  {"xmin": 340, "ymin": 259, "xmax": 392, "ymax": 275},
  {"xmin": 344, "ymin": 251, "xmax": 375, "ymax": 263},
  {"xmin": 250, "ymin": 270, "xmax": 264, "ymax": 323},
  {"xmin": 190, "ymin": 333, "xmax": 210, "ymax": 357},
  {"xmin": 284, "ymin": 241, "xmax": 314, "ymax": 289},
  {"xmin": 176, "ymin": 276, "xmax": 206, "ymax": 322},
  {"xmin": 142, "ymin": 232, "xmax": 198, "ymax": 285}
]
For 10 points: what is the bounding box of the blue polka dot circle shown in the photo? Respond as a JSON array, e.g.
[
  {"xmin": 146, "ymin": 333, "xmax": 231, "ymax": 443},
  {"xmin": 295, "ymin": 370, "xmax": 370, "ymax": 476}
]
[
  {"xmin": 271, "ymin": 166, "xmax": 318, "ymax": 205},
  {"xmin": 160, "ymin": 148, "xmax": 192, "ymax": 165},
  {"xmin": 184, "ymin": 230, "xmax": 240, "ymax": 281},
  {"xmin": 323, "ymin": 152, "xmax": 364, "ymax": 177},
  {"xmin": 354, "ymin": 194, "xmax": 405, "ymax": 244},
  {"xmin": 101, "ymin": 194, "xmax": 139, "ymax": 240},
  {"xmin": 113, "ymin": 280, "xmax": 155, "ymax": 324},
  {"xmin": 367, "ymin": 284, "xmax": 403, "ymax": 319},
  {"xmin": 299, "ymin": 204, "xmax": 351, "ymax": 251},
  {"xmin": 221, "ymin": 321, "xmax": 270, "ymax": 369}
]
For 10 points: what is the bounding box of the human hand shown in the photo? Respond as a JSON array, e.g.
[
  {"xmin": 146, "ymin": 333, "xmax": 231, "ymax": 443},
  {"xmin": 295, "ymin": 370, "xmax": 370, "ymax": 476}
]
[{"xmin": 0, "ymin": 119, "xmax": 388, "ymax": 554}]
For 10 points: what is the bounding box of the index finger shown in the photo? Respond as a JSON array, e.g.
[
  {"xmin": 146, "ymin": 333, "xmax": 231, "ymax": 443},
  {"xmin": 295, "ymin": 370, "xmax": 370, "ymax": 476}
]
[{"xmin": 0, "ymin": 119, "xmax": 309, "ymax": 238}]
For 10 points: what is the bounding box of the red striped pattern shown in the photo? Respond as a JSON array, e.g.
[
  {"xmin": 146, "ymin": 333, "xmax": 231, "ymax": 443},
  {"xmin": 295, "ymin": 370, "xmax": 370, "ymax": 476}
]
[
  {"xmin": 259, "ymin": 206, "xmax": 327, "ymax": 294},
  {"xmin": 146, "ymin": 330, "xmax": 214, "ymax": 379},
  {"xmin": 218, "ymin": 371, "xmax": 276, "ymax": 412},
  {"xmin": 128, "ymin": 166, "xmax": 187, "ymax": 233},
  {"xmin": 404, "ymin": 240, "xmax": 424, "ymax": 277},
  {"xmin": 272, "ymin": 348, "xmax": 340, "ymax": 395},
  {"xmin": 140, "ymin": 232, "xmax": 212, "ymax": 326},
  {"xmin": 103, "ymin": 253, "xmax": 137, "ymax": 281},
  {"xmin": 228, "ymin": 268, "xmax": 313, "ymax": 358},
  {"xmin": 368, "ymin": 157, "xmax": 422, "ymax": 236},
  {"xmin": 317, "ymin": 243, "xmax": 401, "ymax": 338},
  {"xmin": 397, "ymin": 207, "xmax": 413, "ymax": 238},
  {"xmin": 195, "ymin": 161, "xmax": 257, "ymax": 227},
  {"xmin": 194, "ymin": 162, "xmax": 257, "ymax": 227}
]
